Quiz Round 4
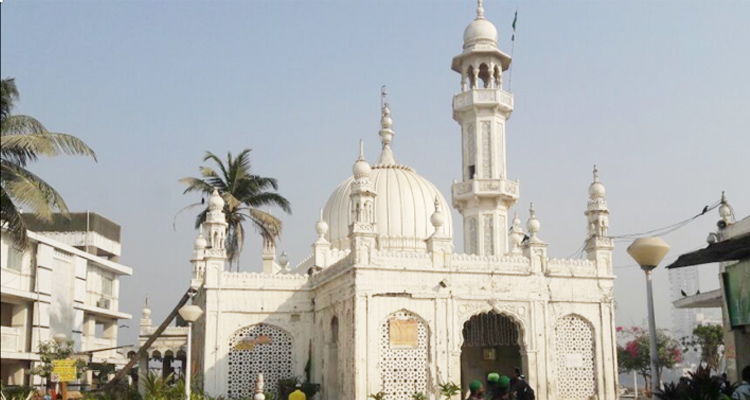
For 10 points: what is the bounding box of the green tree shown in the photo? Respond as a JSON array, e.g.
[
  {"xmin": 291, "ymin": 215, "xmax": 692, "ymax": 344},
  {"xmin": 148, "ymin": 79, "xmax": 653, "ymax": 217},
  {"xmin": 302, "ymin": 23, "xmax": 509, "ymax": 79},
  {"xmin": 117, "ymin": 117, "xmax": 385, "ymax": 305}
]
[
  {"xmin": 29, "ymin": 339, "xmax": 87, "ymax": 384},
  {"xmin": 1, "ymin": 77, "xmax": 96, "ymax": 247},
  {"xmin": 617, "ymin": 326, "xmax": 682, "ymax": 391},
  {"xmin": 681, "ymin": 324, "xmax": 724, "ymax": 370},
  {"xmin": 179, "ymin": 149, "xmax": 291, "ymax": 269}
]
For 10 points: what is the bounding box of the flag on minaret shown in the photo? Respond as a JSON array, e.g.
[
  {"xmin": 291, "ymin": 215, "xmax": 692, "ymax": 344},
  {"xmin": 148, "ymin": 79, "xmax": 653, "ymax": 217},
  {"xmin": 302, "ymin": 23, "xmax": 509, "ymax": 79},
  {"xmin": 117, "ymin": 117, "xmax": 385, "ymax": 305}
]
[{"xmin": 511, "ymin": 9, "xmax": 518, "ymax": 42}]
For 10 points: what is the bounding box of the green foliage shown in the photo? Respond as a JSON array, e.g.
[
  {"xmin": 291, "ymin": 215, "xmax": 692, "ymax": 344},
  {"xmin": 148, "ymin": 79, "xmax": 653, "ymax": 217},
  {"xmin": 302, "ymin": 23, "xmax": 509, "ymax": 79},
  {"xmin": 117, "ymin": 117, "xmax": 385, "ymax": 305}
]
[
  {"xmin": 654, "ymin": 365, "xmax": 736, "ymax": 400},
  {"xmin": 616, "ymin": 326, "xmax": 681, "ymax": 390},
  {"xmin": 29, "ymin": 339, "xmax": 87, "ymax": 380},
  {"xmin": 0, "ymin": 383, "xmax": 35, "ymax": 400},
  {"xmin": 179, "ymin": 149, "xmax": 291, "ymax": 268},
  {"xmin": 681, "ymin": 324, "xmax": 725, "ymax": 370},
  {"xmin": 0, "ymin": 77, "xmax": 96, "ymax": 248},
  {"xmin": 438, "ymin": 382, "xmax": 461, "ymax": 399},
  {"xmin": 368, "ymin": 392, "xmax": 386, "ymax": 400},
  {"xmin": 412, "ymin": 392, "xmax": 427, "ymax": 400}
]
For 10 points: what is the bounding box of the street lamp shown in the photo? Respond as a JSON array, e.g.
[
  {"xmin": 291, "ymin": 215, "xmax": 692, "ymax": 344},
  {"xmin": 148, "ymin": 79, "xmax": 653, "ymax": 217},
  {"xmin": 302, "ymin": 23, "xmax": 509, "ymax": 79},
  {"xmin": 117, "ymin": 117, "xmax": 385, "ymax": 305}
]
[
  {"xmin": 627, "ymin": 237, "xmax": 670, "ymax": 392},
  {"xmin": 178, "ymin": 304, "xmax": 203, "ymax": 400}
]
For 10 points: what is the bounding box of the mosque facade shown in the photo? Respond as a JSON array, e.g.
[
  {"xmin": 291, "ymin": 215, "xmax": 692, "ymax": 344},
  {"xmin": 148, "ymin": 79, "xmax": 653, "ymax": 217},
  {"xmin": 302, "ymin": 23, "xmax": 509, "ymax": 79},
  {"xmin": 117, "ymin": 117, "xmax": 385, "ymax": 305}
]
[{"xmin": 185, "ymin": 4, "xmax": 619, "ymax": 400}]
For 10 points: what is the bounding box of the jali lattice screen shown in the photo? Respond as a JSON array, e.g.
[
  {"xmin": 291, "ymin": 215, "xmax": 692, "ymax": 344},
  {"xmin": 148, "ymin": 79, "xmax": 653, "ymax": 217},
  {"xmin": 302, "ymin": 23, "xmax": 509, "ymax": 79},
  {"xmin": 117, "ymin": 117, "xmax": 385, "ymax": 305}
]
[
  {"xmin": 555, "ymin": 315, "xmax": 596, "ymax": 399},
  {"xmin": 227, "ymin": 324, "xmax": 293, "ymax": 399},
  {"xmin": 379, "ymin": 311, "xmax": 429, "ymax": 399}
]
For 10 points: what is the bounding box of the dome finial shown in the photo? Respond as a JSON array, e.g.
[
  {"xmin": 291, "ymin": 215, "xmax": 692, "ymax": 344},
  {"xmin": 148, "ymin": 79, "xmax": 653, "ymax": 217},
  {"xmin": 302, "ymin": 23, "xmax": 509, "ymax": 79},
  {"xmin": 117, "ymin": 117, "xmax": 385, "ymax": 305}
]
[
  {"xmin": 593, "ymin": 165, "xmax": 599, "ymax": 182},
  {"xmin": 476, "ymin": 0, "xmax": 485, "ymax": 19},
  {"xmin": 430, "ymin": 196, "xmax": 445, "ymax": 233},
  {"xmin": 316, "ymin": 208, "xmax": 329, "ymax": 239},
  {"xmin": 352, "ymin": 140, "xmax": 371, "ymax": 177},
  {"xmin": 378, "ymin": 86, "xmax": 397, "ymax": 165}
]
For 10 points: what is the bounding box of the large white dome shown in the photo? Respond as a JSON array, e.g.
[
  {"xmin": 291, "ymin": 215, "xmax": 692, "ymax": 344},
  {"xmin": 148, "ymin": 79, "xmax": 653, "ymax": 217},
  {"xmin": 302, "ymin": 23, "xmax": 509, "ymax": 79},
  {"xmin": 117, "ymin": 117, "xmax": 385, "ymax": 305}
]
[{"xmin": 322, "ymin": 151, "xmax": 453, "ymax": 252}]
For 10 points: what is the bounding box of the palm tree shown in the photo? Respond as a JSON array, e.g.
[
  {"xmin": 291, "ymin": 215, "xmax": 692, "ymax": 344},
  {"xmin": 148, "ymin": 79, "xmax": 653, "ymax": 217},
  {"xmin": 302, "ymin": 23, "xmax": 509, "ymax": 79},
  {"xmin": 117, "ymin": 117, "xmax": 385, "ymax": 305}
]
[
  {"xmin": 0, "ymin": 78, "xmax": 96, "ymax": 247},
  {"xmin": 179, "ymin": 149, "xmax": 291, "ymax": 269}
]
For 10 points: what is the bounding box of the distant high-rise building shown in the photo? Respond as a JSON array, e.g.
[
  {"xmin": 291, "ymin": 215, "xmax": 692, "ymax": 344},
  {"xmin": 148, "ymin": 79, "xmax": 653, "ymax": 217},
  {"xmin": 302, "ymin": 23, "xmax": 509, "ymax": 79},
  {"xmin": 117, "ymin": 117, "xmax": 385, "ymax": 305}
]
[{"xmin": 669, "ymin": 266, "xmax": 700, "ymax": 340}]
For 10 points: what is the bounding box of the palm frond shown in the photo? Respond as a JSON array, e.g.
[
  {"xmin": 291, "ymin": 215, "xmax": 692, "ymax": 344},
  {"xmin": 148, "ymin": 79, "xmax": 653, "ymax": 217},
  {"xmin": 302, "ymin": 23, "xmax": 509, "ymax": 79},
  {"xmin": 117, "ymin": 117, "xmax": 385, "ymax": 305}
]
[
  {"xmin": 247, "ymin": 208, "xmax": 283, "ymax": 241},
  {"xmin": 172, "ymin": 201, "xmax": 204, "ymax": 231},
  {"xmin": 244, "ymin": 192, "xmax": 292, "ymax": 214},
  {"xmin": 1, "ymin": 161, "xmax": 68, "ymax": 219},
  {"xmin": 0, "ymin": 186, "xmax": 29, "ymax": 247},
  {"xmin": 1, "ymin": 131, "xmax": 97, "ymax": 166},
  {"xmin": 1, "ymin": 115, "xmax": 48, "ymax": 136},
  {"xmin": 178, "ymin": 177, "xmax": 213, "ymax": 195}
]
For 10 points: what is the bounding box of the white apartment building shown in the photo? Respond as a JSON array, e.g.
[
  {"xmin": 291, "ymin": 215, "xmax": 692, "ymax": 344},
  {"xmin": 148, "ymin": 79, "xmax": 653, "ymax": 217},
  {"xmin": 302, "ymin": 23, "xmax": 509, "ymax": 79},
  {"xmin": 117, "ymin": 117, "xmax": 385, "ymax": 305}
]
[{"xmin": 1, "ymin": 212, "xmax": 132, "ymax": 387}]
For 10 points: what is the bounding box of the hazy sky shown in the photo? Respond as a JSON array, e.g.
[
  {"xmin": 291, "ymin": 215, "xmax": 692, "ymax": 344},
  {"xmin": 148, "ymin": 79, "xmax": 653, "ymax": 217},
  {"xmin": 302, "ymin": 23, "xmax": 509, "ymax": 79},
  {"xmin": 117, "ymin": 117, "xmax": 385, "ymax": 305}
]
[{"xmin": 2, "ymin": 1, "xmax": 748, "ymax": 346}]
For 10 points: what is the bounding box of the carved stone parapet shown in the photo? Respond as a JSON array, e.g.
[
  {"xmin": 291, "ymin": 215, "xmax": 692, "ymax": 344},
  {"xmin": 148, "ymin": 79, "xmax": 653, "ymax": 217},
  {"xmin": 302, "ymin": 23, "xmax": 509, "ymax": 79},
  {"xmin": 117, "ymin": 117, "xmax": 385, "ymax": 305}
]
[
  {"xmin": 452, "ymin": 88, "xmax": 514, "ymax": 113},
  {"xmin": 451, "ymin": 178, "xmax": 520, "ymax": 205}
]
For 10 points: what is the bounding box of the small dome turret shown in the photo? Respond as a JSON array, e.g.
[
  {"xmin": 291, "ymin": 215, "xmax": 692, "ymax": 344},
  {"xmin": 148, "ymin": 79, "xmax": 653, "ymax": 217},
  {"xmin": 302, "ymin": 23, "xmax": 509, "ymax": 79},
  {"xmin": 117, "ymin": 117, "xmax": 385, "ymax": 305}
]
[
  {"xmin": 352, "ymin": 140, "xmax": 372, "ymax": 177},
  {"xmin": 588, "ymin": 165, "xmax": 606, "ymax": 198},
  {"xmin": 463, "ymin": 0, "xmax": 498, "ymax": 49},
  {"xmin": 194, "ymin": 233, "xmax": 207, "ymax": 250},
  {"xmin": 208, "ymin": 189, "xmax": 224, "ymax": 210}
]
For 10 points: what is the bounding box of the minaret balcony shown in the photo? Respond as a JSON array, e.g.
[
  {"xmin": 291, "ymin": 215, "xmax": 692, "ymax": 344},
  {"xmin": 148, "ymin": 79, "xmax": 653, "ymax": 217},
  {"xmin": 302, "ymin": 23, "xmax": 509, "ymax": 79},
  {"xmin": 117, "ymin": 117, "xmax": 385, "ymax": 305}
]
[
  {"xmin": 453, "ymin": 88, "xmax": 514, "ymax": 113},
  {"xmin": 451, "ymin": 178, "xmax": 519, "ymax": 203}
]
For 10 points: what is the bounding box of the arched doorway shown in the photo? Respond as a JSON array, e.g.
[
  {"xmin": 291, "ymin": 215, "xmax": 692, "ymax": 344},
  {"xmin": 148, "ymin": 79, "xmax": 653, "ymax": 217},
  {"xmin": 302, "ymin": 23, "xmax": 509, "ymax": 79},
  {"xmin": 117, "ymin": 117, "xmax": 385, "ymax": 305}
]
[{"xmin": 461, "ymin": 311, "xmax": 523, "ymax": 390}]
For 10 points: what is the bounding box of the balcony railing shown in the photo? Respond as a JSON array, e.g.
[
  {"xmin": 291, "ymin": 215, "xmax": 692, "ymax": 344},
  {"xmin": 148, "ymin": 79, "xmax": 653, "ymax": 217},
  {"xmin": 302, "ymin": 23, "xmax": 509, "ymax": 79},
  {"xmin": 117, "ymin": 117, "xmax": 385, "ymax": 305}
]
[
  {"xmin": 452, "ymin": 178, "xmax": 520, "ymax": 202},
  {"xmin": 453, "ymin": 89, "xmax": 514, "ymax": 111},
  {"xmin": 1, "ymin": 326, "xmax": 20, "ymax": 352}
]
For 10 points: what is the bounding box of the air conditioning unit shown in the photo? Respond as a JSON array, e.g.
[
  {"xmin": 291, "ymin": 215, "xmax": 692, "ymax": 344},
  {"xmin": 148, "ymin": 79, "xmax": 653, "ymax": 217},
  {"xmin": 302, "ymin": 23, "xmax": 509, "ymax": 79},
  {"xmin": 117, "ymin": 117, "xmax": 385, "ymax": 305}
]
[{"xmin": 97, "ymin": 298, "xmax": 111, "ymax": 309}]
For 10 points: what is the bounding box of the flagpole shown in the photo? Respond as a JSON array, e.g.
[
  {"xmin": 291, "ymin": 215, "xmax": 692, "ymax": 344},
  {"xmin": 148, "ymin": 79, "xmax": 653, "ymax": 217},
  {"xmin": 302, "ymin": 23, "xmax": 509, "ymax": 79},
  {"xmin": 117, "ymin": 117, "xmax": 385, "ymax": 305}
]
[{"xmin": 508, "ymin": 7, "xmax": 518, "ymax": 91}]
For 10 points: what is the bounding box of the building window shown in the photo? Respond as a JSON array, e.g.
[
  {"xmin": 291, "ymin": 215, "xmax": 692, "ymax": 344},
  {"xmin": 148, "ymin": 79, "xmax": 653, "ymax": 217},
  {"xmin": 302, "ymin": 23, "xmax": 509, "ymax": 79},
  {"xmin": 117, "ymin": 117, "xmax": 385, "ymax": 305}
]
[
  {"xmin": 102, "ymin": 276, "xmax": 113, "ymax": 296},
  {"xmin": 7, "ymin": 247, "xmax": 23, "ymax": 271}
]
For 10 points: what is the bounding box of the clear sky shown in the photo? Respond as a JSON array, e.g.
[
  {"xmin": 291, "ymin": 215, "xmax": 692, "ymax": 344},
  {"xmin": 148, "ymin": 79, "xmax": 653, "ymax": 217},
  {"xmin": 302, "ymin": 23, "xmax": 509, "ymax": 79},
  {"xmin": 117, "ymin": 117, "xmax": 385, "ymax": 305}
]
[{"xmin": 2, "ymin": 1, "xmax": 748, "ymax": 346}]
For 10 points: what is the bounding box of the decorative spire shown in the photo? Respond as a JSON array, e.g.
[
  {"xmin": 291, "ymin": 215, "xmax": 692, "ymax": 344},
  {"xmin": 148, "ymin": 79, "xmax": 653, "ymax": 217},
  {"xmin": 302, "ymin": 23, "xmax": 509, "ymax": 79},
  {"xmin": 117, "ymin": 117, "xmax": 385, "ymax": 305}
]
[
  {"xmin": 352, "ymin": 140, "xmax": 372, "ymax": 178},
  {"xmin": 378, "ymin": 86, "xmax": 398, "ymax": 165},
  {"xmin": 526, "ymin": 203, "xmax": 542, "ymax": 242},
  {"xmin": 588, "ymin": 165, "xmax": 606, "ymax": 200},
  {"xmin": 509, "ymin": 211, "xmax": 524, "ymax": 255},
  {"xmin": 476, "ymin": 0, "xmax": 485, "ymax": 19},
  {"xmin": 430, "ymin": 196, "xmax": 445, "ymax": 234},
  {"xmin": 142, "ymin": 295, "xmax": 151, "ymax": 318},
  {"xmin": 593, "ymin": 165, "xmax": 599, "ymax": 182},
  {"xmin": 315, "ymin": 208, "xmax": 329, "ymax": 240}
]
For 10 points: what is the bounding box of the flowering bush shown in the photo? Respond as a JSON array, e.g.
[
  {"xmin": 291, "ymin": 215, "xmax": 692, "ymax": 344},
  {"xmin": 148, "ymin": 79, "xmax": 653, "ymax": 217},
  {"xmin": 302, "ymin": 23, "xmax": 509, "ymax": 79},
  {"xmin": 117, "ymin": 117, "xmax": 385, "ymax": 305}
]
[{"xmin": 617, "ymin": 326, "xmax": 681, "ymax": 390}]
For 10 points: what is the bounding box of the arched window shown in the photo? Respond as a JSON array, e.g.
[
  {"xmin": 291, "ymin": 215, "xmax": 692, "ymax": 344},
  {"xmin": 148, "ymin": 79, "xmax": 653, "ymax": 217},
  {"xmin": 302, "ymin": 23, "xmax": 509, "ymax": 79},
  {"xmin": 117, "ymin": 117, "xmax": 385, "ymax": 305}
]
[
  {"xmin": 555, "ymin": 315, "xmax": 596, "ymax": 399},
  {"xmin": 331, "ymin": 316, "xmax": 339, "ymax": 344},
  {"xmin": 227, "ymin": 324, "xmax": 293, "ymax": 399},
  {"xmin": 379, "ymin": 311, "xmax": 429, "ymax": 399}
]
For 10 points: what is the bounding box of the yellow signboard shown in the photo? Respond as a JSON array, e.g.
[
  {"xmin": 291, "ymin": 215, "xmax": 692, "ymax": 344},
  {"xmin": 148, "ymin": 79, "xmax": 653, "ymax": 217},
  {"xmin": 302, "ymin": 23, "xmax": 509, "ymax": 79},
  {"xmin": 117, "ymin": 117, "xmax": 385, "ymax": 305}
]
[{"xmin": 52, "ymin": 360, "xmax": 77, "ymax": 382}]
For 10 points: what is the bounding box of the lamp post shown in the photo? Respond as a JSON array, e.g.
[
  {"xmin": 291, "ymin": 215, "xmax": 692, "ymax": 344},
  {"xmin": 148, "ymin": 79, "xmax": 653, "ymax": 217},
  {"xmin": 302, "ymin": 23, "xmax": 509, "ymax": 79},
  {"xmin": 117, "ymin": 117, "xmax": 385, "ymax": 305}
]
[
  {"xmin": 178, "ymin": 304, "xmax": 203, "ymax": 400},
  {"xmin": 627, "ymin": 237, "xmax": 670, "ymax": 392}
]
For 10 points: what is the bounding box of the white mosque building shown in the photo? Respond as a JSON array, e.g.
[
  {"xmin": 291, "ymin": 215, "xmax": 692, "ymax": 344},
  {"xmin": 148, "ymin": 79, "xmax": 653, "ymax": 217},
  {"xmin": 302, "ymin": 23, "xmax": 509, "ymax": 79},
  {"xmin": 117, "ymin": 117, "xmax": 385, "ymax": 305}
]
[{"xmin": 184, "ymin": 4, "xmax": 619, "ymax": 400}]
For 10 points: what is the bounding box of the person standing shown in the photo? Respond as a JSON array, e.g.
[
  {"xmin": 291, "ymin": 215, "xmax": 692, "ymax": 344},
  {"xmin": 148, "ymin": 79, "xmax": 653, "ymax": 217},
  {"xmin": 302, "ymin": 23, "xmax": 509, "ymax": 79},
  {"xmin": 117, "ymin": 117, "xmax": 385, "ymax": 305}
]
[
  {"xmin": 733, "ymin": 366, "xmax": 750, "ymax": 400},
  {"xmin": 468, "ymin": 380, "xmax": 484, "ymax": 399}
]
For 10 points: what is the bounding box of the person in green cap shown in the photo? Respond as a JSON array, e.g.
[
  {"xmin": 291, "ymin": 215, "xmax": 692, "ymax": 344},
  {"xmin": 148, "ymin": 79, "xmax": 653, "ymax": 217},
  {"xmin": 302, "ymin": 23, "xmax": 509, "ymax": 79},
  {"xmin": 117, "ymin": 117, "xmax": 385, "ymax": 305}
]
[
  {"xmin": 468, "ymin": 380, "xmax": 484, "ymax": 399},
  {"xmin": 486, "ymin": 373, "xmax": 501, "ymax": 400}
]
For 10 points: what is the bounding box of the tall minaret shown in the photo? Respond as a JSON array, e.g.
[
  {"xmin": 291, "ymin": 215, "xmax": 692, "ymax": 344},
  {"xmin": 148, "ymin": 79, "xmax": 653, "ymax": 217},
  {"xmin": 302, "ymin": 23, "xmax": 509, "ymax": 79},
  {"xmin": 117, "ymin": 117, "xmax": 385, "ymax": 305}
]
[{"xmin": 451, "ymin": 1, "xmax": 519, "ymax": 255}]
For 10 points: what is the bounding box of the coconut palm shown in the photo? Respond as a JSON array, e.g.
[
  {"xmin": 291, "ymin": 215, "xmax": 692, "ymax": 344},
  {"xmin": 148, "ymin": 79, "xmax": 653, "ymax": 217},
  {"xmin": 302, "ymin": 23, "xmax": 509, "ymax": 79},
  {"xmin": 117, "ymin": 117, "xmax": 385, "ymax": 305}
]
[
  {"xmin": 179, "ymin": 149, "xmax": 291, "ymax": 269},
  {"xmin": 1, "ymin": 78, "xmax": 96, "ymax": 247}
]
